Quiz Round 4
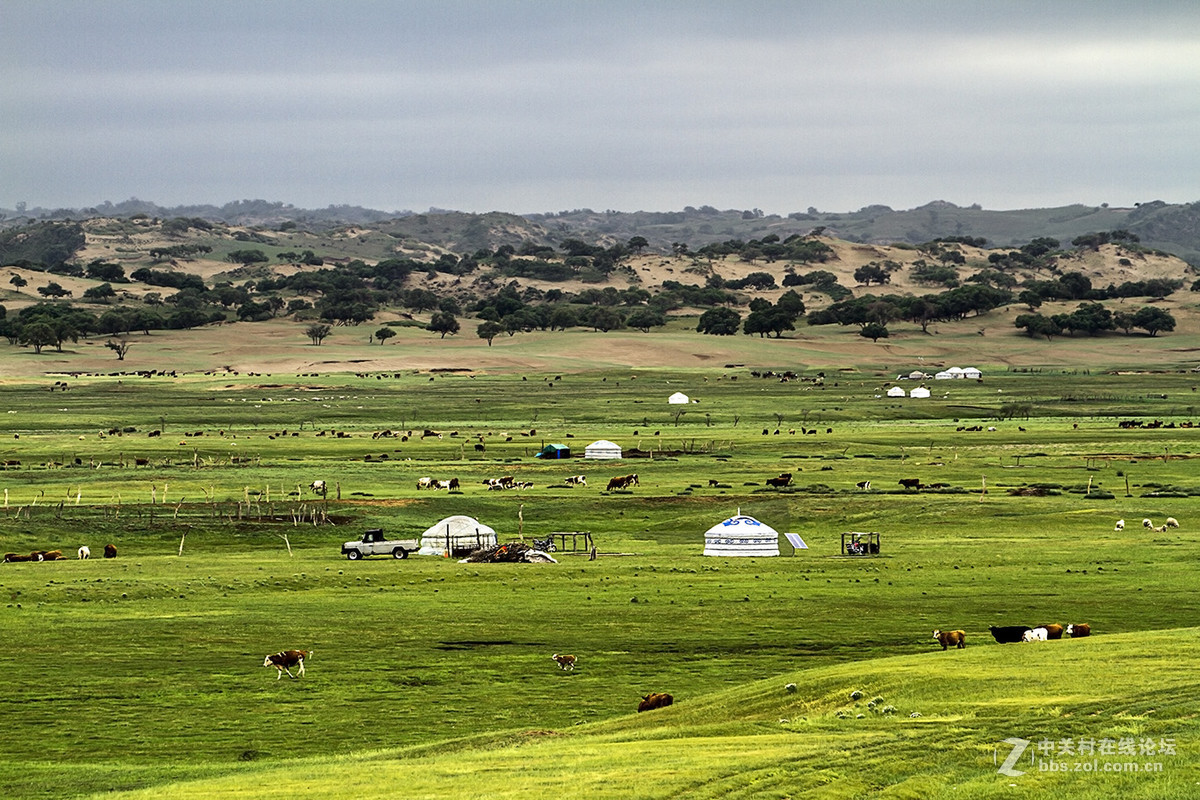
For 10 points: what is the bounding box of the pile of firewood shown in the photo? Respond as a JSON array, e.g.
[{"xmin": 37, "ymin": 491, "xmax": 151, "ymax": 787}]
[{"xmin": 461, "ymin": 542, "xmax": 557, "ymax": 564}]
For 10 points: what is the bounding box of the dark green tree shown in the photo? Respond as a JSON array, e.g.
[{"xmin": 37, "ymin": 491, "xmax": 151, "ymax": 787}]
[
  {"xmin": 477, "ymin": 320, "xmax": 503, "ymax": 345},
  {"xmin": 696, "ymin": 306, "xmax": 741, "ymax": 335},
  {"xmin": 1133, "ymin": 306, "xmax": 1176, "ymax": 336},
  {"xmin": 625, "ymin": 308, "xmax": 666, "ymax": 333},
  {"xmin": 860, "ymin": 322, "xmax": 889, "ymax": 342},
  {"xmin": 428, "ymin": 312, "xmax": 460, "ymax": 338}
]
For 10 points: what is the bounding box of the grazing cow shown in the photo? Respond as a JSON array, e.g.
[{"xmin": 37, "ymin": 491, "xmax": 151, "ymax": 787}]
[
  {"xmin": 765, "ymin": 473, "xmax": 792, "ymax": 488},
  {"xmin": 78, "ymin": 545, "xmax": 91, "ymax": 560},
  {"xmin": 856, "ymin": 480, "xmax": 871, "ymax": 490},
  {"xmin": 898, "ymin": 478, "xmax": 922, "ymax": 490},
  {"xmin": 606, "ymin": 474, "xmax": 639, "ymax": 491},
  {"xmin": 104, "ymin": 544, "xmax": 117, "ymax": 558},
  {"xmin": 708, "ymin": 479, "xmax": 720, "ymax": 487},
  {"xmin": 989, "ymin": 625, "xmax": 1031, "ymax": 644},
  {"xmin": 1066, "ymin": 623, "xmax": 1091, "ymax": 638},
  {"xmin": 564, "ymin": 475, "xmax": 586, "ymax": 487},
  {"xmin": 1114, "ymin": 519, "xmax": 1125, "ymax": 531},
  {"xmin": 1036, "ymin": 623, "xmax": 1064, "ymax": 639},
  {"xmin": 434, "ymin": 478, "xmax": 460, "ymax": 490},
  {"xmin": 638, "ymin": 692, "xmax": 674, "ymax": 712},
  {"xmin": 263, "ymin": 649, "xmax": 310, "ymax": 680},
  {"xmin": 551, "ymin": 653, "xmax": 576, "ymax": 671},
  {"xmin": 932, "ymin": 629, "xmax": 966, "ymax": 650},
  {"xmin": 416, "ymin": 477, "xmax": 434, "ymax": 490},
  {"xmin": 309, "ymin": 480, "xmax": 327, "ymax": 496},
  {"xmin": 1022, "ymin": 627, "xmax": 1049, "ymax": 642}
]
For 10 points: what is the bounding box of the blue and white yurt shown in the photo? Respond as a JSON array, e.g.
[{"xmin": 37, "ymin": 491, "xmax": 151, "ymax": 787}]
[{"xmin": 703, "ymin": 512, "xmax": 781, "ymax": 557}]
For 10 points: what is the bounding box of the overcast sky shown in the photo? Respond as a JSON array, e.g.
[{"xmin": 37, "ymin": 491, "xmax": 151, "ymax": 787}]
[{"xmin": 3, "ymin": 1, "xmax": 1198, "ymax": 215}]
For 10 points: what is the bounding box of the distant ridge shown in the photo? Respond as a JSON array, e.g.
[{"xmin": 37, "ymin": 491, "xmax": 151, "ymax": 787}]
[{"xmin": 3, "ymin": 198, "xmax": 1198, "ymax": 263}]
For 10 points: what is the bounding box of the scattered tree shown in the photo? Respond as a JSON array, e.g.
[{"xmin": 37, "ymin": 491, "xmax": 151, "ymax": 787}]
[
  {"xmin": 427, "ymin": 311, "xmax": 460, "ymax": 338},
  {"xmin": 105, "ymin": 338, "xmax": 131, "ymax": 360},
  {"xmin": 477, "ymin": 320, "xmax": 503, "ymax": 345},
  {"xmin": 374, "ymin": 326, "xmax": 396, "ymax": 345},
  {"xmin": 860, "ymin": 322, "xmax": 889, "ymax": 342},
  {"xmin": 696, "ymin": 306, "xmax": 741, "ymax": 335},
  {"xmin": 305, "ymin": 323, "xmax": 332, "ymax": 345}
]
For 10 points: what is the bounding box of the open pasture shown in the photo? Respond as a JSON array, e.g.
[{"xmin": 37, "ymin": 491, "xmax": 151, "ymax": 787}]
[{"xmin": 1, "ymin": 366, "xmax": 1199, "ymax": 798}]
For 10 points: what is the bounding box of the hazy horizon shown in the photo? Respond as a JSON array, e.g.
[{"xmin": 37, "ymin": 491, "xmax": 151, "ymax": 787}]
[{"xmin": 5, "ymin": 1, "xmax": 1198, "ymax": 215}]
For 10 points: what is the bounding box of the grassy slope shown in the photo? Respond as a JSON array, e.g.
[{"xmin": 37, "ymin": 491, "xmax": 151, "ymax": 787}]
[{"xmin": 85, "ymin": 628, "xmax": 1200, "ymax": 799}]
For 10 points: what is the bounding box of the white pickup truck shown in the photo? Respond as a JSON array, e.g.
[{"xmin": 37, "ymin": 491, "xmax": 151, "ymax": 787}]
[{"xmin": 341, "ymin": 528, "xmax": 420, "ymax": 560}]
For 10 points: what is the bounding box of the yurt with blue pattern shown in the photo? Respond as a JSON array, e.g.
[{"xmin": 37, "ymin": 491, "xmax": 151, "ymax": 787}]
[{"xmin": 703, "ymin": 512, "xmax": 780, "ymax": 557}]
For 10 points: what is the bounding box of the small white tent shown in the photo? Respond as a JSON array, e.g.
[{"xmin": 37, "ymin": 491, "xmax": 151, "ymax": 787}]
[
  {"xmin": 418, "ymin": 515, "xmax": 497, "ymax": 557},
  {"xmin": 585, "ymin": 439, "xmax": 623, "ymax": 459},
  {"xmin": 703, "ymin": 513, "xmax": 780, "ymax": 557},
  {"xmin": 668, "ymin": 392, "xmax": 690, "ymax": 404},
  {"xmin": 886, "ymin": 386, "xmax": 906, "ymax": 397},
  {"xmin": 962, "ymin": 366, "xmax": 982, "ymax": 379},
  {"xmin": 910, "ymin": 386, "xmax": 931, "ymax": 398}
]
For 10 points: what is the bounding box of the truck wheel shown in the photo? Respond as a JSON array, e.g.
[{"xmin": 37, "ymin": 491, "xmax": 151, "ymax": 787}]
[
  {"xmin": 392, "ymin": 547, "xmax": 409, "ymax": 559},
  {"xmin": 346, "ymin": 550, "xmax": 362, "ymax": 560}
]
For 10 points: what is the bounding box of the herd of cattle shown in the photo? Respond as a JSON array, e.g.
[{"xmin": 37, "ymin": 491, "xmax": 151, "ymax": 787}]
[
  {"xmin": 934, "ymin": 623, "xmax": 1092, "ymax": 650},
  {"xmin": 4, "ymin": 544, "xmax": 116, "ymax": 563}
]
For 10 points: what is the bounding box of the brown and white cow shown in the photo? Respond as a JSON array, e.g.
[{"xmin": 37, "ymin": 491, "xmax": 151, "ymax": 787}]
[
  {"xmin": 551, "ymin": 653, "xmax": 576, "ymax": 671},
  {"xmin": 263, "ymin": 649, "xmax": 311, "ymax": 680},
  {"xmin": 606, "ymin": 474, "xmax": 639, "ymax": 491},
  {"xmin": 932, "ymin": 629, "xmax": 966, "ymax": 650}
]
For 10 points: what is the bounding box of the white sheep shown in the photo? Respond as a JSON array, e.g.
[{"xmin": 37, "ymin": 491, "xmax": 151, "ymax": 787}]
[
  {"xmin": 1114, "ymin": 519, "xmax": 1125, "ymax": 531},
  {"xmin": 1143, "ymin": 518, "xmax": 1154, "ymax": 529},
  {"xmin": 1165, "ymin": 517, "xmax": 1179, "ymax": 528}
]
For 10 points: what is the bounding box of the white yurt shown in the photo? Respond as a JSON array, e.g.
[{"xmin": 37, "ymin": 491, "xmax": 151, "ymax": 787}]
[
  {"xmin": 703, "ymin": 512, "xmax": 780, "ymax": 557},
  {"xmin": 910, "ymin": 386, "xmax": 931, "ymax": 398},
  {"xmin": 935, "ymin": 366, "xmax": 966, "ymax": 380},
  {"xmin": 668, "ymin": 392, "xmax": 690, "ymax": 404},
  {"xmin": 584, "ymin": 439, "xmax": 623, "ymax": 460},
  {"xmin": 886, "ymin": 386, "xmax": 906, "ymax": 397},
  {"xmin": 962, "ymin": 366, "xmax": 982, "ymax": 379},
  {"xmin": 908, "ymin": 370, "xmax": 929, "ymax": 380},
  {"xmin": 418, "ymin": 515, "xmax": 497, "ymax": 557}
]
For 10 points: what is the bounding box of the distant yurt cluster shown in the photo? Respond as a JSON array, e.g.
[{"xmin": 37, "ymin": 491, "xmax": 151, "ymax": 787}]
[
  {"xmin": 886, "ymin": 385, "xmax": 931, "ymax": 398},
  {"xmin": 935, "ymin": 366, "xmax": 982, "ymax": 379}
]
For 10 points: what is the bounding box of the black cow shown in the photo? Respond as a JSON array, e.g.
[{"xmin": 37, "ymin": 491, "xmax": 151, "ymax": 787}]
[{"xmin": 989, "ymin": 625, "xmax": 1031, "ymax": 644}]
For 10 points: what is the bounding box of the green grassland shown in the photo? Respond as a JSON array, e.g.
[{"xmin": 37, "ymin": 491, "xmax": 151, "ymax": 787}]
[{"xmin": 1, "ymin": 355, "xmax": 1199, "ymax": 798}]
